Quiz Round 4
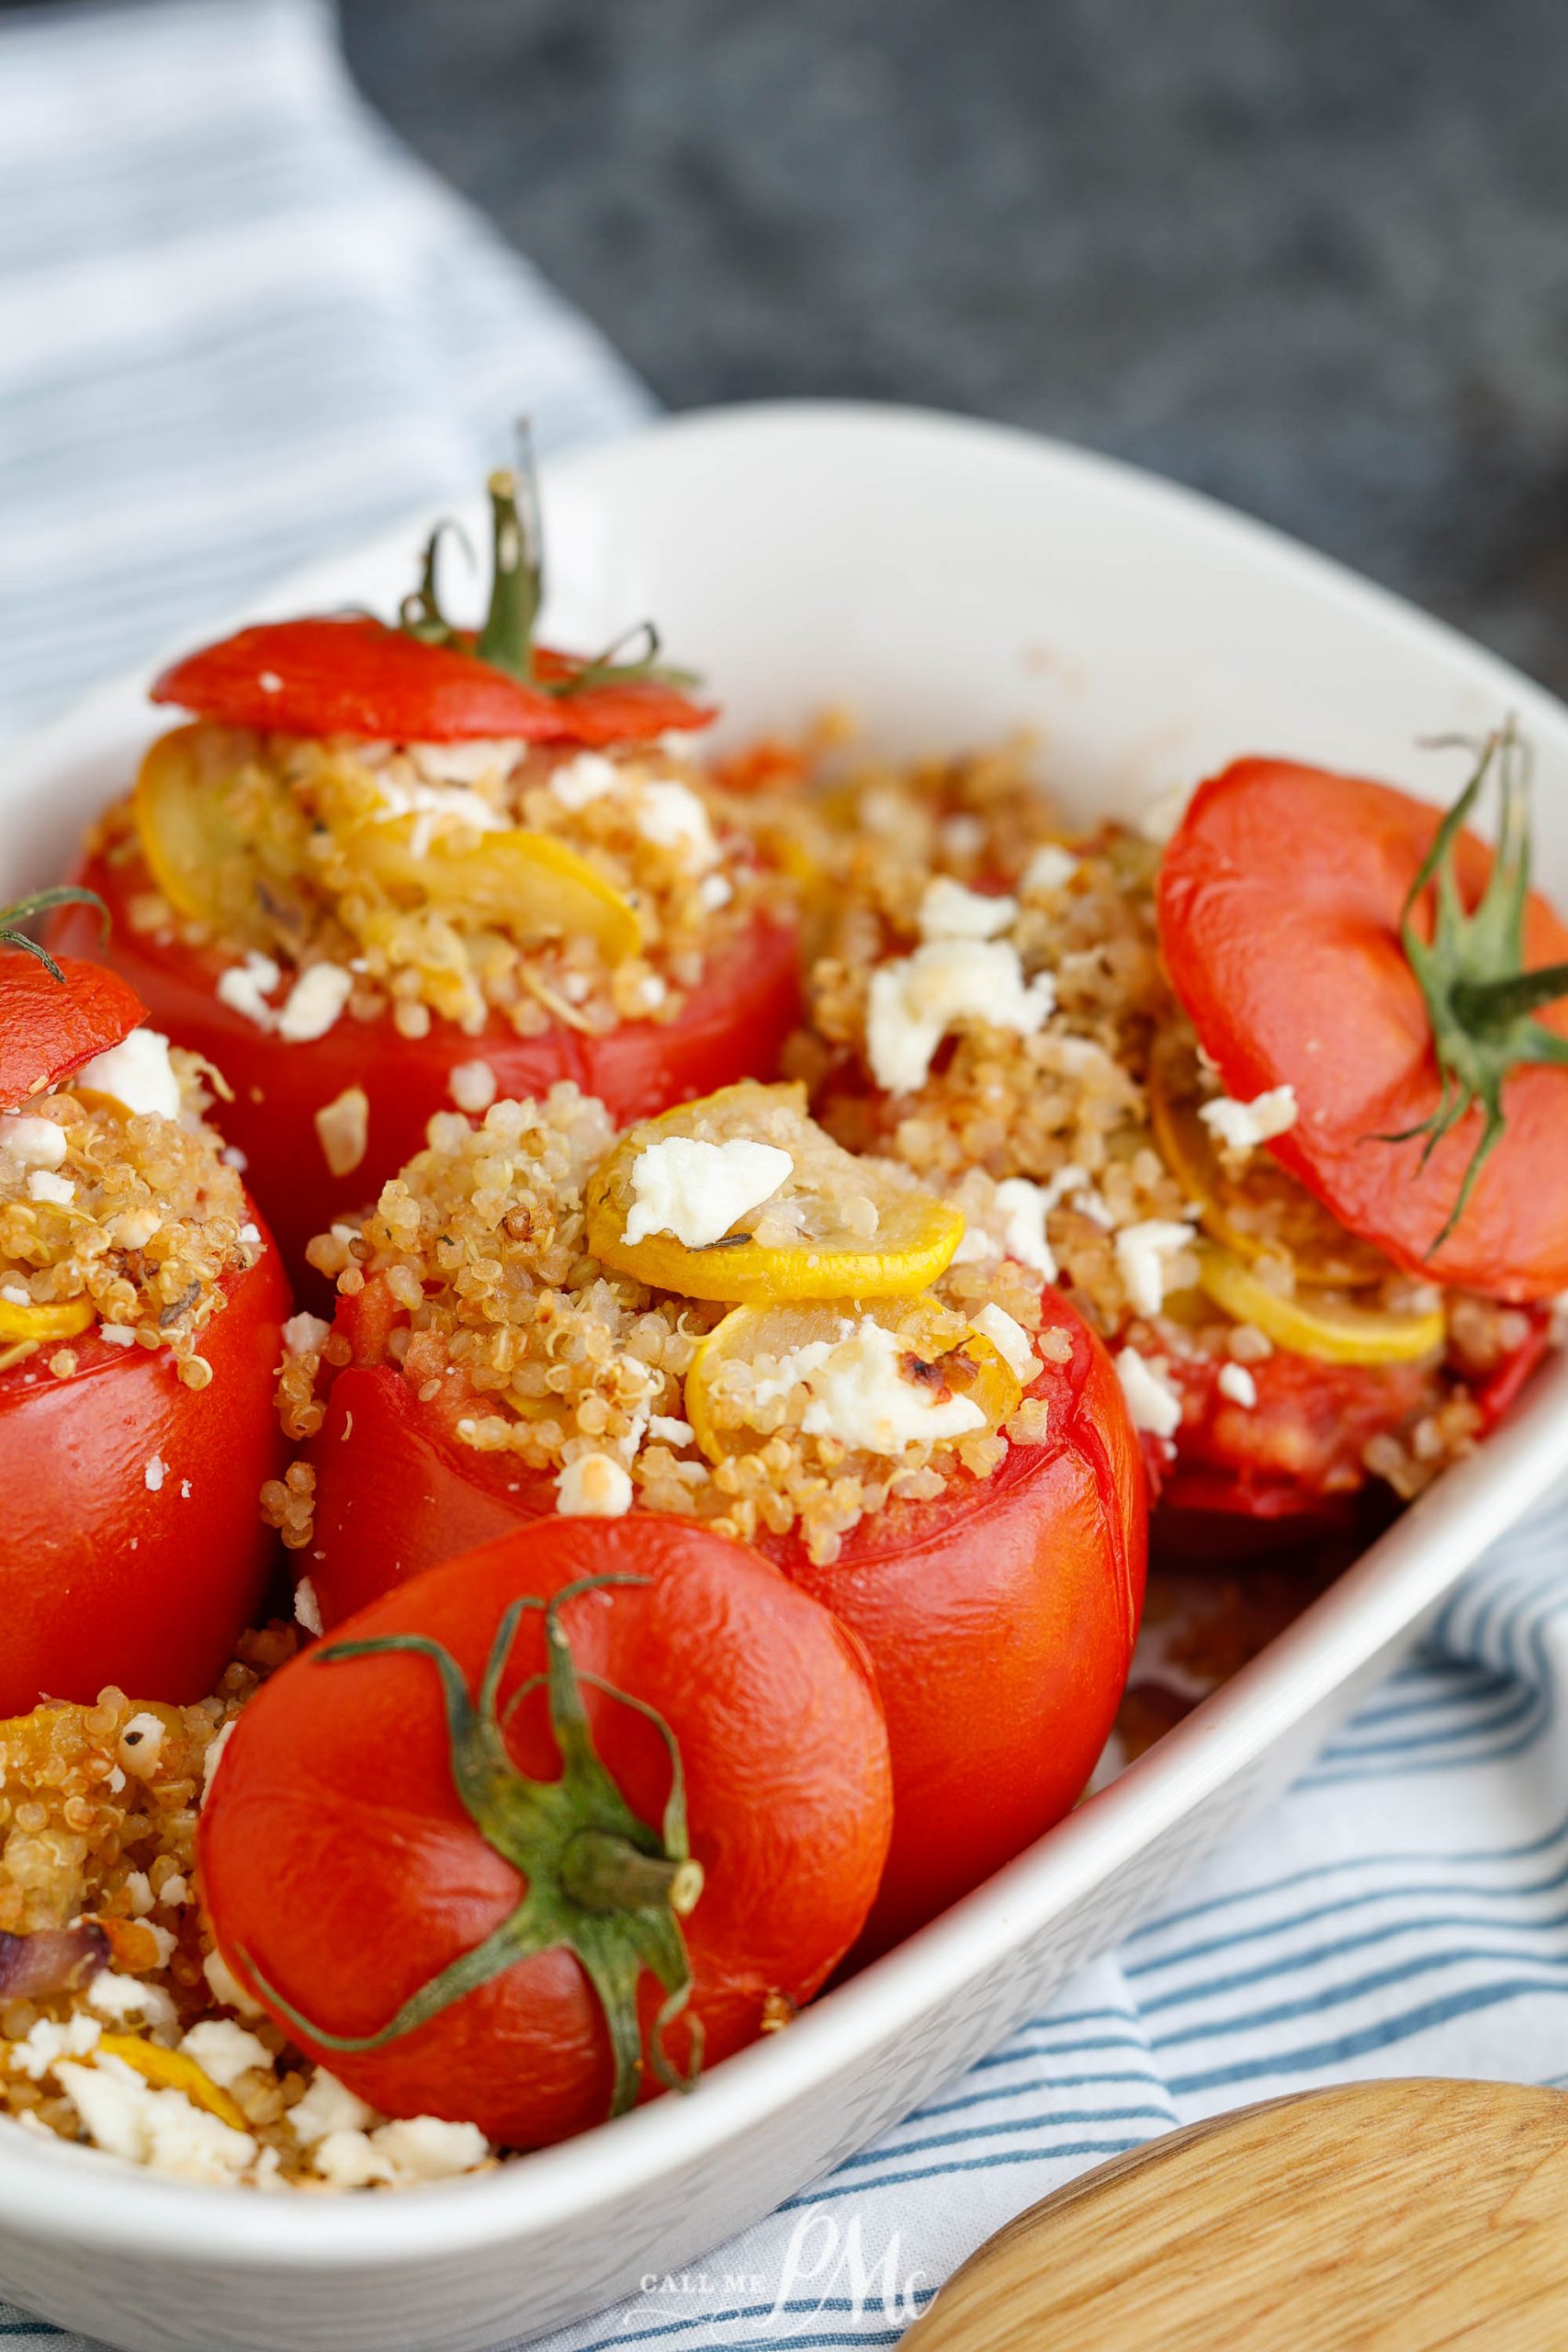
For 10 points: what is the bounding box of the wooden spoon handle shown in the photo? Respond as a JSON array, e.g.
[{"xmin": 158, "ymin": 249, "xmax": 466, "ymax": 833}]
[{"xmin": 903, "ymin": 2078, "xmax": 1568, "ymax": 2352}]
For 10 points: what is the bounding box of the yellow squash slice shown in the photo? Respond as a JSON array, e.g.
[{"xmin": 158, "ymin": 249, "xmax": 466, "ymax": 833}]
[
  {"xmin": 95, "ymin": 2034, "xmax": 250, "ymax": 2132},
  {"xmin": 133, "ymin": 724, "xmax": 302, "ymax": 941},
  {"xmin": 586, "ymin": 1082, "xmax": 966, "ymax": 1304},
  {"xmin": 685, "ymin": 1295, "xmax": 1023, "ymax": 1462},
  {"xmin": 1148, "ymin": 1037, "xmax": 1391, "ymax": 1290},
  {"xmin": 0, "ymin": 1295, "xmax": 94, "ymax": 1344},
  {"xmin": 347, "ymin": 818, "xmax": 640, "ymax": 960},
  {"xmin": 1196, "ymin": 1244, "xmax": 1446, "ymax": 1366}
]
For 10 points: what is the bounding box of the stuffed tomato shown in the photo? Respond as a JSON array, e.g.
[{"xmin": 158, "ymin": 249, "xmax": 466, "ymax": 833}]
[
  {"xmin": 0, "ymin": 902, "xmax": 288, "ymax": 1712},
  {"xmin": 55, "ymin": 473, "xmax": 799, "ymax": 1287},
  {"xmin": 789, "ymin": 732, "xmax": 1553, "ymax": 1539},
  {"xmin": 201, "ymin": 1516, "xmax": 893, "ymax": 2147},
  {"xmin": 273, "ymin": 1080, "xmax": 1145, "ymax": 1953}
]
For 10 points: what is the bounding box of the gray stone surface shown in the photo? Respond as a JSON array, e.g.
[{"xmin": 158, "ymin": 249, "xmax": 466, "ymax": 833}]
[{"xmin": 344, "ymin": 0, "xmax": 1567, "ymax": 698}]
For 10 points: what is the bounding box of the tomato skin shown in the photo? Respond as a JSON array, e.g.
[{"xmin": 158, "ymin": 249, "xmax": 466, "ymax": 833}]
[
  {"xmin": 199, "ymin": 1518, "xmax": 893, "ymax": 2148},
  {"xmin": 1157, "ymin": 760, "xmax": 1568, "ymax": 1301},
  {"xmin": 151, "ymin": 620, "xmax": 714, "ymax": 747},
  {"xmin": 0, "ymin": 1226, "xmax": 290, "ymax": 1713},
  {"xmin": 55, "ymin": 862, "xmax": 802, "ymax": 1289},
  {"xmin": 0, "ymin": 950, "xmax": 145, "ymax": 1113},
  {"xmin": 303, "ymin": 1285, "xmax": 1145, "ymax": 1957}
]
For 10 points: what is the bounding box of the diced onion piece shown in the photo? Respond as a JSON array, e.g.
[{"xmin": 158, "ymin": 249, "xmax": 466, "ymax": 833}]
[
  {"xmin": 685, "ymin": 1295, "xmax": 1022, "ymax": 1463},
  {"xmin": 585, "ymin": 1082, "xmax": 964, "ymax": 1304},
  {"xmin": 1196, "ymin": 1244, "xmax": 1446, "ymax": 1366}
]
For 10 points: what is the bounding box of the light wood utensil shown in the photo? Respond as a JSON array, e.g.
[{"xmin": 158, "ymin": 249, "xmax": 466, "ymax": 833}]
[{"xmin": 902, "ymin": 2078, "xmax": 1568, "ymax": 2351}]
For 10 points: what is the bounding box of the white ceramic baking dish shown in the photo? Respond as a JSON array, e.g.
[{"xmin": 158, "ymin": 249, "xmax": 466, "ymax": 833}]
[{"xmin": 2, "ymin": 402, "xmax": 1565, "ymax": 2352}]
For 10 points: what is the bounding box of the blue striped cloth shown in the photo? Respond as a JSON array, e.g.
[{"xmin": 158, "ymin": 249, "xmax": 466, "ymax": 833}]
[{"xmin": 3, "ymin": 6, "xmax": 1567, "ymax": 2347}]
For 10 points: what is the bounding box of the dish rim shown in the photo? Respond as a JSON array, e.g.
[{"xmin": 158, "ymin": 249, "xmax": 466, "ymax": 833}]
[{"xmin": 2, "ymin": 396, "xmax": 1565, "ymax": 2266}]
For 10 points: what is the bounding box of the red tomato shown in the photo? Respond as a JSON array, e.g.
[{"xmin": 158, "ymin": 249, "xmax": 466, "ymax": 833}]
[
  {"xmin": 55, "ymin": 865, "xmax": 802, "ymax": 1290},
  {"xmin": 0, "ymin": 1226, "xmax": 290, "ymax": 1714},
  {"xmin": 151, "ymin": 620, "xmax": 714, "ymax": 748},
  {"xmin": 199, "ymin": 1517, "xmax": 893, "ymax": 2147},
  {"xmin": 1156, "ymin": 1349, "xmax": 1438, "ymax": 1522},
  {"xmin": 0, "ymin": 948, "xmax": 144, "ymax": 1114},
  {"xmin": 1157, "ymin": 759, "xmax": 1568, "ymax": 1300},
  {"xmin": 301, "ymin": 1283, "xmax": 1146, "ymax": 1957}
]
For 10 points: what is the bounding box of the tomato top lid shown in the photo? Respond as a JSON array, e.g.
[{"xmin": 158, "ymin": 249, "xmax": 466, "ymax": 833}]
[
  {"xmin": 151, "ymin": 463, "xmax": 716, "ymax": 749},
  {"xmin": 0, "ymin": 888, "xmax": 147, "ymax": 1113}
]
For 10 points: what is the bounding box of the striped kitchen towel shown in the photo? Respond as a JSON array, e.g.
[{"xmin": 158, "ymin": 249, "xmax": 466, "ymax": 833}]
[{"xmin": 3, "ymin": 4, "xmax": 1568, "ymax": 2349}]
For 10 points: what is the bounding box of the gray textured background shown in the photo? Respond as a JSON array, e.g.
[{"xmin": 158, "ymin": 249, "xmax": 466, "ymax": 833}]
[{"xmin": 337, "ymin": 0, "xmax": 1568, "ymax": 696}]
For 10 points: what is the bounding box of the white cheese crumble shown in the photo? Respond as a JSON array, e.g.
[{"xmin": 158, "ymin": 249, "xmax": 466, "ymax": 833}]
[
  {"xmin": 7, "ymin": 2013, "xmax": 100, "ymax": 2079},
  {"xmin": 406, "ymin": 739, "xmax": 524, "ymax": 788},
  {"xmin": 0, "ymin": 1282, "xmax": 28, "ymax": 1305},
  {"xmin": 216, "ymin": 951, "xmax": 282, "ymax": 1028},
  {"xmin": 276, "ymin": 962, "xmax": 354, "ymax": 1045},
  {"xmin": 1113, "ymin": 1219, "xmax": 1199, "ymax": 1318},
  {"xmin": 648, "ymin": 1414, "xmax": 694, "ymax": 1446},
  {"xmin": 622, "ymin": 1136, "xmax": 793, "ymax": 1250},
  {"xmin": 119, "ymin": 1712, "xmax": 165, "ymax": 1773},
  {"xmin": 866, "ymin": 939, "xmax": 1056, "ymax": 1094},
  {"xmin": 54, "ymin": 2056, "xmax": 256, "ymax": 2184},
  {"xmin": 85, "ymin": 1969, "xmax": 177, "ymax": 2031},
  {"xmin": 282, "ymin": 1311, "xmax": 332, "ymax": 1357},
  {"xmin": 288, "ymin": 2067, "xmax": 377, "ymax": 2146},
  {"xmin": 0, "ymin": 1114, "xmax": 66, "ymax": 1169},
  {"xmin": 371, "ymin": 768, "xmax": 506, "ymax": 856},
  {"xmin": 28, "ymin": 1169, "xmax": 73, "ymax": 1205},
  {"xmin": 178, "ymin": 2019, "xmax": 271, "ymax": 2090},
  {"xmin": 75, "ymin": 1028, "xmax": 181, "ymax": 1122},
  {"xmin": 1114, "ymin": 1347, "xmax": 1184, "ymax": 1439},
  {"xmin": 994, "ymin": 1176, "xmax": 1059, "ymax": 1279},
  {"xmin": 1198, "ymin": 1083, "xmax": 1300, "ymax": 1155},
  {"xmin": 556, "ymin": 1453, "xmax": 634, "ymax": 1518},
  {"xmin": 547, "ymin": 751, "xmax": 620, "ymax": 810},
  {"xmin": 449, "ymin": 1059, "xmax": 498, "ymax": 1114},
  {"xmin": 762, "ymin": 1317, "xmax": 989, "ymax": 1455},
  {"xmin": 370, "ymin": 2116, "xmax": 491, "ymax": 2181},
  {"xmin": 635, "ymin": 779, "xmax": 720, "ymax": 869},
  {"xmin": 699, "ymin": 871, "xmax": 734, "ymax": 911},
  {"xmin": 202, "ymin": 1940, "xmax": 261, "ymax": 2017},
  {"xmin": 143, "ymin": 1454, "xmax": 166, "ymax": 1494},
  {"xmin": 1217, "ymin": 1362, "xmax": 1258, "ymax": 1408},
  {"xmin": 294, "ymin": 1576, "xmax": 323, "ymax": 1637},
  {"xmin": 918, "ymin": 876, "xmax": 1018, "ymax": 941},
  {"xmin": 97, "ymin": 1325, "xmax": 137, "ymax": 1346},
  {"xmin": 1021, "ymin": 842, "xmax": 1079, "ymax": 895},
  {"xmin": 969, "ymin": 1302, "xmax": 1037, "ymax": 1383}
]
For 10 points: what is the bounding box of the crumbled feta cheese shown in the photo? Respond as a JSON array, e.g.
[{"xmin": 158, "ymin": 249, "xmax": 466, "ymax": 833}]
[
  {"xmin": 0, "ymin": 1283, "xmax": 28, "ymax": 1306},
  {"xmin": 969, "ymin": 1302, "xmax": 1037, "ymax": 1383},
  {"xmin": 622, "ymin": 1136, "xmax": 792, "ymax": 1250},
  {"xmin": 648, "ymin": 1414, "xmax": 694, "ymax": 1447},
  {"xmin": 27, "ymin": 1169, "xmax": 73, "ymax": 1205},
  {"xmin": 124, "ymin": 1871, "xmax": 153, "ymax": 1917},
  {"xmin": 1113, "ymin": 1219, "xmax": 1198, "ymax": 1318},
  {"xmin": 313, "ymin": 1083, "xmax": 369, "ymax": 1176},
  {"xmin": 97, "ymin": 1324, "xmax": 137, "ymax": 1346},
  {"xmin": 161, "ymin": 1873, "xmax": 189, "ymax": 1906},
  {"xmin": 85, "ymin": 1969, "xmax": 177, "ymax": 2031},
  {"xmin": 635, "ymin": 779, "xmax": 720, "ymax": 869},
  {"xmin": 238, "ymin": 1222, "xmax": 261, "ymax": 1244},
  {"xmin": 865, "ymin": 940, "xmax": 1055, "ymax": 1094},
  {"xmin": 637, "ymin": 972, "xmax": 668, "ymax": 1013},
  {"xmin": 373, "ymin": 765, "xmax": 507, "ymax": 854},
  {"xmin": 1021, "ymin": 842, "xmax": 1079, "ymax": 895},
  {"xmin": 7, "ymin": 2013, "xmax": 100, "ymax": 2079},
  {"xmin": 314, "ymin": 2128, "xmax": 394, "ymax": 2188},
  {"xmin": 699, "ymin": 871, "xmax": 734, "ymax": 911},
  {"xmin": 1217, "ymin": 1362, "xmax": 1258, "ymax": 1408},
  {"xmin": 406, "ymin": 739, "xmax": 524, "ymax": 788},
  {"xmin": 143, "ymin": 1454, "xmax": 166, "ymax": 1494},
  {"xmin": 547, "ymin": 751, "xmax": 620, "ymax": 810},
  {"xmin": 1115, "ymin": 1347, "xmax": 1184, "ymax": 1439},
  {"xmin": 0, "ymin": 1114, "xmax": 66, "ymax": 1169},
  {"xmin": 449, "ymin": 1059, "xmax": 497, "ymax": 1114},
  {"xmin": 371, "ymin": 2115, "xmax": 491, "ymax": 2181},
  {"xmin": 774, "ymin": 1317, "xmax": 990, "ymax": 1454},
  {"xmin": 282, "ymin": 1311, "xmax": 331, "ymax": 1357},
  {"xmin": 294, "ymin": 1576, "xmax": 323, "ymax": 1637},
  {"xmin": 75, "ymin": 1027, "xmax": 181, "ymax": 1121},
  {"xmin": 289, "ymin": 2067, "xmax": 378, "ymax": 2146},
  {"xmin": 993, "ymin": 1176, "xmax": 1058, "ymax": 1279},
  {"xmin": 919, "ymin": 876, "xmax": 1018, "ymax": 941},
  {"xmin": 216, "ymin": 952, "xmax": 282, "ymax": 1028},
  {"xmin": 556, "ymin": 1453, "xmax": 634, "ymax": 1518},
  {"xmin": 277, "ymin": 962, "xmax": 354, "ymax": 1045},
  {"xmin": 1198, "ymin": 1083, "xmax": 1300, "ymax": 1155},
  {"xmin": 55, "ymin": 2057, "xmax": 256, "ymax": 2183},
  {"xmin": 119, "ymin": 1711, "xmax": 164, "ymax": 1772},
  {"xmin": 110, "ymin": 1206, "xmax": 162, "ymax": 1250},
  {"xmin": 202, "ymin": 1940, "xmax": 262, "ymax": 2017},
  {"xmin": 178, "ymin": 2019, "xmax": 271, "ymax": 2090}
]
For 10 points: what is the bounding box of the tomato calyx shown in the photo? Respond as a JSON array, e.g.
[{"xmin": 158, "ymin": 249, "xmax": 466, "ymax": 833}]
[
  {"xmin": 242, "ymin": 1574, "xmax": 705, "ymax": 2119},
  {"xmin": 1388, "ymin": 723, "xmax": 1568, "ymax": 1253},
  {"xmin": 400, "ymin": 463, "xmax": 702, "ymax": 707},
  {"xmin": 0, "ymin": 885, "xmax": 109, "ymax": 986}
]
